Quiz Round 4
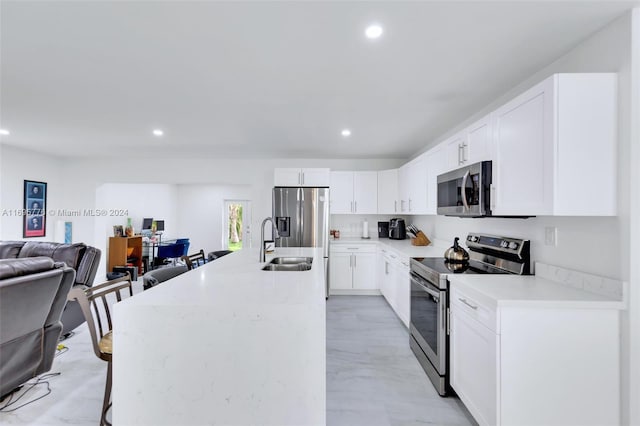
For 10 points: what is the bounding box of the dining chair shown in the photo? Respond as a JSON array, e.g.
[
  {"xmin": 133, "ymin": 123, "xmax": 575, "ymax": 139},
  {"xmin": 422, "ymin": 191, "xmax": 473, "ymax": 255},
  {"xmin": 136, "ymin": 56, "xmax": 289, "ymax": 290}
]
[
  {"xmin": 180, "ymin": 249, "xmax": 207, "ymax": 270},
  {"xmin": 67, "ymin": 274, "xmax": 133, "ymax": 426}
]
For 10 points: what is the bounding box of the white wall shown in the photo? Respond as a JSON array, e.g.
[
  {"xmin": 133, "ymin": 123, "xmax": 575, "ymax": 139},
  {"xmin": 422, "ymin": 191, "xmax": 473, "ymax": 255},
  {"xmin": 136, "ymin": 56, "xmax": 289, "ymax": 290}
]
[
  {"xmin": 628, "ymin": 8, "xmax": 640, "ymax": 426},
  {"xmin": 93, "ymin": 183, "xmax": 179, "ymax": 277},
  {"xmin": 176, "ymin": 184, "xmax": 253, "ymax": 256},
  {"xmin": 0, "ymin": 143, "xmax": 3, "ymax": 237},
  {"xmin": 0, "ymin": 144, "xmax": 65, "ymax": 242}
]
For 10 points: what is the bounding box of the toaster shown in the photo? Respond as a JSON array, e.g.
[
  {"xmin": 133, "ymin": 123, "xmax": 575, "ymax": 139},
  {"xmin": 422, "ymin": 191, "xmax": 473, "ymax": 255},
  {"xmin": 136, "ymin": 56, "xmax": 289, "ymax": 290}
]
[{"xmin": 389, "ymin": 218, "xmax": 406, "ymax": 240}]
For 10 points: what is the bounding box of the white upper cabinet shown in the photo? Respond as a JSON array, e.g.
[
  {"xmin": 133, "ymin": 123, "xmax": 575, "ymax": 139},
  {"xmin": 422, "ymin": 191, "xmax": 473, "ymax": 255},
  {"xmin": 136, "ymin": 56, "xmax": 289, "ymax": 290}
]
[
  {"xmin": 425, "ymin": 145, "xmax": 447, "ymax": 215},
  {"xmin": 444, "ymin": 115, "xmax": 493, "ymax": 171},
  {"xmin": 377, "ymin": 169, "xmax": 399, "ymax": 215},
  {"xmin": 491, "ymin": 73, "xmax": 617, "ymax": 216},
  {"xmin": 398, "ymin": 154, "xmax": 428, "ymax": 215},
  {"xmin": 354, "ymin": 172, "xmax": 378, "ymax": 214},
  {"xmin": 445, "ymin": 131, "xmax": 467, "ymax": 170},
  {"xmin": 329, "ymin": 172, "xmax": 353, "ymax": 214},
  {"xmin": 466, "ymin": 115, "xmax": 493, "ymax": 165},
  {"xmin": 398, "ymin": 164, "xmax": 410, "ymax": 214},
  {"xmin": 329, "ymin": 171, "xmax": 377, "ymax": 214},
  {"xmin": 274, "ymin": 168, "xmax": 330, "ymax": 187}
]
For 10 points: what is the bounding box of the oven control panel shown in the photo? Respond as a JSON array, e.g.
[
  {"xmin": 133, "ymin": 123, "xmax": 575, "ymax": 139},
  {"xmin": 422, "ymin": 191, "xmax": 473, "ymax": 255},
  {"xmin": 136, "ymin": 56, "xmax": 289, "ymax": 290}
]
[{"xmin": 466, "ymin": 233, "xmax": 529, "ymax": 258}]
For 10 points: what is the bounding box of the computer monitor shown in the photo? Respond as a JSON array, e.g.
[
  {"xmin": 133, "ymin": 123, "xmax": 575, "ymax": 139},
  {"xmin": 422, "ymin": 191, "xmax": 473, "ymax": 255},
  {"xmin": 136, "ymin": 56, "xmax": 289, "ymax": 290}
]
[
  {"xmin": 142, "ymin": 218, "xmax": 153, "ymax": 230},
  {"xmin": 156, "ymin": 220, "xmax": 165, "ymax": 231}
]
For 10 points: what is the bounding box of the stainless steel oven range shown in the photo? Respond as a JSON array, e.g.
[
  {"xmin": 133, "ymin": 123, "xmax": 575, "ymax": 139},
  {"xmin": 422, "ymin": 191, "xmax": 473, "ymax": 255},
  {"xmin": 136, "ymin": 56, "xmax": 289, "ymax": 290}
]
[{"xmin": 409, "ymin": 233, "xmax": 531, "ymax": 396}]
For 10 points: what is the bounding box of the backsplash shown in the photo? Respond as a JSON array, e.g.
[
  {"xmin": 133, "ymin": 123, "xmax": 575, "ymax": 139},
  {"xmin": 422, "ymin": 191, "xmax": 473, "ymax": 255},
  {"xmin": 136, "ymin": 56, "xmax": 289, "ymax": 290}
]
[
  {"xmin": 535, "ymin": 262, "xmax": 625, "ymax": 301},
  {"xmin": 330, "ymin": 214, "xmax": 407, "ymax": 238}
]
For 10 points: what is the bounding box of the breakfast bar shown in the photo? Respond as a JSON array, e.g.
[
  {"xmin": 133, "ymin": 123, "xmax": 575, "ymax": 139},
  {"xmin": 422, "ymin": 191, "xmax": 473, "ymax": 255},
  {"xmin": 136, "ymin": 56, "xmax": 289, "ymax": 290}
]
[{"xmin": 112, "ymin": 248, "xmax": 326, "ymax": 425}]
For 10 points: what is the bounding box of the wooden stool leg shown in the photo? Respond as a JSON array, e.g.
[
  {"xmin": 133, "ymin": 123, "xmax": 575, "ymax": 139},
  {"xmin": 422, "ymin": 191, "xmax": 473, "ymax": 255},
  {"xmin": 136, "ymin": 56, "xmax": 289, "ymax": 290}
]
[{"xmin": 101, "ymin": 362, "xmax": 113, "ymax": 426}]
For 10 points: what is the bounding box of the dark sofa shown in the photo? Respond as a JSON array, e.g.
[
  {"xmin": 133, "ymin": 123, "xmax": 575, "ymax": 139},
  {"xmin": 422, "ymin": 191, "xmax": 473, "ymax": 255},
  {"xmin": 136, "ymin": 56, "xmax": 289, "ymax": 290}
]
[
  {"xmin": 0, "ymin": 257, "xmax": 75, "ymax": 397},
  {"xmin": 0, "ymin": 241, "xmax": 101, "ymax": 336}
]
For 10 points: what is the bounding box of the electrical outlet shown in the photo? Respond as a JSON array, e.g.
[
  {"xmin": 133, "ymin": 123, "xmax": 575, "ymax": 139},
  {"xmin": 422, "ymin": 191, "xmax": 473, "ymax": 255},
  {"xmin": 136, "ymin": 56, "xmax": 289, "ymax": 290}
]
[{"xmin": 544, "ymin": 227, "xmax": 557, "ymax": 246}]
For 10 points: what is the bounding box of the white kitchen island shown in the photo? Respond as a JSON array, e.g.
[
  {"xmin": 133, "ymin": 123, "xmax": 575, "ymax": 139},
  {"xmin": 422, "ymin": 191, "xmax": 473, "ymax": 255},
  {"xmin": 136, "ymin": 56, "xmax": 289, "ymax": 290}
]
[{"xmin": 112, "ymin": 247, "xmax": 326, "ymax": 426}]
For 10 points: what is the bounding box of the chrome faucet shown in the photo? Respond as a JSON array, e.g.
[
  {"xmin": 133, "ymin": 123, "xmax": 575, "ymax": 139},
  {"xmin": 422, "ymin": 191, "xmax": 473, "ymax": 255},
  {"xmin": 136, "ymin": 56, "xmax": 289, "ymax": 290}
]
[{"xmin": 260, "ymin": 216, "xmax": 278, "ymax": 262}]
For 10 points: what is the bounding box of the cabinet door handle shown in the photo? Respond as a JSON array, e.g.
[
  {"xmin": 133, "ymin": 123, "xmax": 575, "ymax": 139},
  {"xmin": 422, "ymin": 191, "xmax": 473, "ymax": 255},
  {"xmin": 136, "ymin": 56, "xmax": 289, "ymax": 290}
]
[
  {"xmin": 385, "ymin": 261, "xmax": 389, "ymax": 274},
  {"xmin": 347, "ymin": 247, "xmax": 359, "ymax": 250},
  {"xmin": 458, "ymin": 298, "xmax": 478, "ymax": 310},
  {"xmin": 400, "ymin": 200, "xmax": 405, "ymax": 212},
  {"xmin": 394, "ymin": 200, "xmax": 397, "ymax": 212},
  {"xmin": 461, "ymin": 142, "xmax": 468, "ymax": 163},
  {"xmin": 490, "ymin": 184, "xmax": 496, "ymax": 211},
  {"xmin": 353, "ymin": 255, "xmax": 357, "ymax": 268},
  {"xmin": 301, "ymin": 172, "xmax": 305, "ymax": 185},
  {"xmin": 298, "ymin": 172, "xmax": 302, "ymax": 185},
  {"xmin": 354, "ymin": 201, "xmax": 357, "ymax": 213},
  {"xmin": 408, "ymin": 198, "xmax": 412, "ymax": 212},
  {"xmin": 458, "ymin": 144, "xmax": 463, "ymax": 165},
  {"xmin": 350, "ymin": 201, "xmax": 354, "ymax": 213}
]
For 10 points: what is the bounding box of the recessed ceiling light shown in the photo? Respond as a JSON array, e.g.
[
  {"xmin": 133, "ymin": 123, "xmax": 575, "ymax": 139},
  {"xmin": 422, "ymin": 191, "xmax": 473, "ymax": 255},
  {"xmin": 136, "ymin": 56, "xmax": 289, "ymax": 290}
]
[
  {"xmin": 0, "ymin": 129, "xmax": 9, "ymax": 136},
  {"xmin": 365, "ymin": 24, "xmax": 383, "ymax": 39},
  {"xmin": 152, "ymin": 129, "xmax": 164, "ymax": 137},
  {"xmin": 341, "ymin": 129, "xmax": 352, "ymax": 137}
]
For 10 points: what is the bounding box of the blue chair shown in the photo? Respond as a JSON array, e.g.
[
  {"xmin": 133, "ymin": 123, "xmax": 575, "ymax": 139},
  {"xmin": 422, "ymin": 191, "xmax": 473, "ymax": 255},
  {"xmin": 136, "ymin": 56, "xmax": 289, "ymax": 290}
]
[
  {"xmin": 156, "ymin": 243, "xmax": 185, "ymax": 266},
  {"xmin": 175, "ymin": 239, "xmax": 190, "ymax": 256}
]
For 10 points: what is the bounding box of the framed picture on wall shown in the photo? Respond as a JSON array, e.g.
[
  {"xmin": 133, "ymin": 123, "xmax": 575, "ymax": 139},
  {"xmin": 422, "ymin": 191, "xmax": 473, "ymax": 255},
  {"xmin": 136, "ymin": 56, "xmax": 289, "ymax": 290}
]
[{"xmin": 23, "ymin": 180, "xmax": 47, "ymax": 238}]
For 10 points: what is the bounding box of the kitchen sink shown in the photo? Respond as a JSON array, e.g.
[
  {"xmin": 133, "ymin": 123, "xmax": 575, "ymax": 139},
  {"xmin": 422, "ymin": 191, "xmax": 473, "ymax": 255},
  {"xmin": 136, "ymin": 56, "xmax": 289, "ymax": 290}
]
[
  {"xmin": 262, "ymin": 263, "xmax": 313, "ymax": 272},
  {"xmin": 268, "ymin": 257, "xmax": 314, "ymax": 265}
]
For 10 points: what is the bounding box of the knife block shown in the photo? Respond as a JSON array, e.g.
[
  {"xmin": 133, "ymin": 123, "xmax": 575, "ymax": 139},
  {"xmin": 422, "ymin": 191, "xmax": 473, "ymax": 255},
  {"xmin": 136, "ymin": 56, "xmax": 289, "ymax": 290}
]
[{"xmin": 411, "ymin": 231, "xmax": 431, "ymax": 246}]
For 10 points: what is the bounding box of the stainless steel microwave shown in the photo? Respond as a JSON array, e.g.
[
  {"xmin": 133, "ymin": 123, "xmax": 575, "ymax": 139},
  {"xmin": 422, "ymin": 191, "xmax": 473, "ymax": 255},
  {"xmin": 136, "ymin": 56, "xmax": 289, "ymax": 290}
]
[{"xmin": 437, "ymin": 161, "xmax": 492, "ymax": 217}]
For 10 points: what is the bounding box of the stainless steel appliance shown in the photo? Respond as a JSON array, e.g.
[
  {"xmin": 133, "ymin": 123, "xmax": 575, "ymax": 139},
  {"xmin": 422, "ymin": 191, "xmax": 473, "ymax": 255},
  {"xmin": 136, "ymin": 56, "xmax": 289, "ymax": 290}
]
[
  {"xmin": 409, "ymin": 233, "xmax": 530, "ymax": 396},
  {"xmin": 389, "ymin": 218, "xmax": 406, "ymax": 240},
  {"xmin": 437, "ymin": 161, "xmax": 492, "ymax": 217},
  {"xmin": 273, "ymin": 187, "xmax": 330, "ymax": 296},
  {"xmin": 377, "ymin": 221, "xmax": 389, "ymax": 238}
]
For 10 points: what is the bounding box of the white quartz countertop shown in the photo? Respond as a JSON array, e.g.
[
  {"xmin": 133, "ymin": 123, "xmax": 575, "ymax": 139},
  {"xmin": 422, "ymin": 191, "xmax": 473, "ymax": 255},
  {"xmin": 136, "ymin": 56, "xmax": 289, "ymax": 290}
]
[
  {"xmin": 113, "ymin": 247, "xmax": 326, "ymax": 426},
  {"xmin": 449, "ymin": 274, "xmax": 626, "ymax": 310},
  {"xmin": 330, "ymin": 236, "xmax": 447, "ymax": 258}
]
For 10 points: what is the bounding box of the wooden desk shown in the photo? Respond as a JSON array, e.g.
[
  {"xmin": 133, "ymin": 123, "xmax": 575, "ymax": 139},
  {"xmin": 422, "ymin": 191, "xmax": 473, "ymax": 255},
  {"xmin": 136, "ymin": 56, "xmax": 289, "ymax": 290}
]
[{"xmin": 108, "ymin": 236, "xmax": 143, "ymax": 274}]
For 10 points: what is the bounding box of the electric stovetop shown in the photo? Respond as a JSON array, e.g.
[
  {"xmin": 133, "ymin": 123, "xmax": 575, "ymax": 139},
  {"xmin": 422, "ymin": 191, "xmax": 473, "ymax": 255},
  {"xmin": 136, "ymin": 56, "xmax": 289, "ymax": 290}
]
[{"xmin": 411, "ymin": 257, "xmax": 512, "ymax": 275}]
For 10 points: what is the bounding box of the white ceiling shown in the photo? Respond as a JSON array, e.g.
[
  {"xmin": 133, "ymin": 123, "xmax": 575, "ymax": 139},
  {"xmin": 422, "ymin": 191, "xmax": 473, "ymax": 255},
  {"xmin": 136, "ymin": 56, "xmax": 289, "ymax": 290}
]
[{"xmin": 1, "ymin": 1, "xmax": 638, "ymax": 159}]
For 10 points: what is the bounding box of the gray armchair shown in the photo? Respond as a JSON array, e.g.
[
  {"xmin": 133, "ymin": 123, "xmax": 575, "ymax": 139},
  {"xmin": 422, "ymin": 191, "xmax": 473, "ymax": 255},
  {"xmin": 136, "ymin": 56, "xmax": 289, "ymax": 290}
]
[
  {"xmin": 0, "ymin": 257, "xmax": 75, "ymax": 397},
  {"xmin": 0, "ymin": 241, "xmax": 101, "ymax": 335}
]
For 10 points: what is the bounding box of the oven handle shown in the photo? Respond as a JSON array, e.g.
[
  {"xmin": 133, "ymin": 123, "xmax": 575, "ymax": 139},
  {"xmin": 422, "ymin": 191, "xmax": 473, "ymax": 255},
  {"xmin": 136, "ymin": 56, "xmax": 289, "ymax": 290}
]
[
  {"xmin": 410, "ymin": 275, "xmax": 440, "ymax": 300},
  {"xmin": 461, "ymin": 169, "xmax": 470, "ymax": 211}
]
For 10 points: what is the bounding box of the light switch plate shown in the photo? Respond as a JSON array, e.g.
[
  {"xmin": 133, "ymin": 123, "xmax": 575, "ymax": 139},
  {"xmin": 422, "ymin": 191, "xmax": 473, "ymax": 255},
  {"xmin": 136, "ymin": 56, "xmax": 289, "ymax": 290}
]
[{"xmin": 544, "ymin": 227, "xmax": 557, "ymax": 246}]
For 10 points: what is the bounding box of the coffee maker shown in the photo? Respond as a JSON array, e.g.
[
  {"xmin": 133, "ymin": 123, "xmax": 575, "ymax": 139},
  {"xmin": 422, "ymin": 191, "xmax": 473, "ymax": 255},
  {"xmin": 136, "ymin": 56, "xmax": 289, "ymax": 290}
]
[
  {"xmin": 378, "ymin": 221, "xmax": 389, "ymax": 238},
  {"xmin": 389, "ymin": 218, "xmax": 406, "ymax": 240}
]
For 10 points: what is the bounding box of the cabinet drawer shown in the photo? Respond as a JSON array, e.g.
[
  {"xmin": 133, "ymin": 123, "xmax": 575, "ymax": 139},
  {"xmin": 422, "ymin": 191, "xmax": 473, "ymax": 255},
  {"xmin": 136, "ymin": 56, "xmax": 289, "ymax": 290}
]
[
  {"xmin": 450, "ymin": 287, "xmax": 497, "ymax": 333},
  {"xmin": 330, "ymin": 244, "xmax": 376, "ymax": 254}
]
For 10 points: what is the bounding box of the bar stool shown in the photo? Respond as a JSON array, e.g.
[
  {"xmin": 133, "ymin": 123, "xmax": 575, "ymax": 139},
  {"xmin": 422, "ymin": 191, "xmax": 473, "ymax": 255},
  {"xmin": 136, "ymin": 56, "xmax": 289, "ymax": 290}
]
[{"xmin": 67, "ymin": 274, "xmax": 133, "ymax": 426}]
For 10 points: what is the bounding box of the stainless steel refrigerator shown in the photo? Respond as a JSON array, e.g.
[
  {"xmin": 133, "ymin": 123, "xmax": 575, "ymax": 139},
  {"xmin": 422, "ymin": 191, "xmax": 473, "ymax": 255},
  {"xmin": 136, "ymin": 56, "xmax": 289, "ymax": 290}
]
[{"xmin": 273, "ymin": 187, "xmax": 330, "ymax": 297}]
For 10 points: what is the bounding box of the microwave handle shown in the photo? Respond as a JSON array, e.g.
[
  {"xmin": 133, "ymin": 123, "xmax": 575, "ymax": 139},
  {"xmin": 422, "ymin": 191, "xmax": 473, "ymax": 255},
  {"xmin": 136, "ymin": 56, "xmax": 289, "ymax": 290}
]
[{"xmin": 461, "ymin": 170, "xmax": 470, "ymax": 211}]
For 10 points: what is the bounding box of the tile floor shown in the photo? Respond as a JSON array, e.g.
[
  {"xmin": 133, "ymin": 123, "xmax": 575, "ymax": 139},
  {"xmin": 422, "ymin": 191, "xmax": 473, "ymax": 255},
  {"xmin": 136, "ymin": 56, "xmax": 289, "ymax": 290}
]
[
  {"xmin": 0, "ymin": 286, "xmax": 474, "ymax": 425},
  {"xmin": 326, "ymin": 296, "xmax": 475, "ymax": 426}
]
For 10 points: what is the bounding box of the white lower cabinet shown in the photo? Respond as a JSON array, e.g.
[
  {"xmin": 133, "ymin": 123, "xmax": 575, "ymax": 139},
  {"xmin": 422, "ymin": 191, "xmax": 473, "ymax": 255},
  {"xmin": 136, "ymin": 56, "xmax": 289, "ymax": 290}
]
[
  {"xmin": 378, "ymin": 247, "xmax": 409, "ymax": 328},
  {"xmin": 450, "ymin": 284, "xmax": 621, "ymax": 426},
  {"xmin": 329, "ymin": 244, "xmax": 377, "ymax": 293},
  {"xmin": 329, "ymin": 252, "xmax": 353, "ymax": 290},
  {"xmin": 450, "ymin": 292, "xmax": 497, "ymax": 426},
  {"xmin": 394, "ymin": 259, "xmax": 410, "ymax": 328}
]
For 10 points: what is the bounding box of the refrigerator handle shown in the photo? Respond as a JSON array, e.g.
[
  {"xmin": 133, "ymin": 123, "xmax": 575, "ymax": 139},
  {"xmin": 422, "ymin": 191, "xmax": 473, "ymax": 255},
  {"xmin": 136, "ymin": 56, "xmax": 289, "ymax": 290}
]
[{"xmin": 298, "ymin": 187, "xmax": 304, "ymax": 247}]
